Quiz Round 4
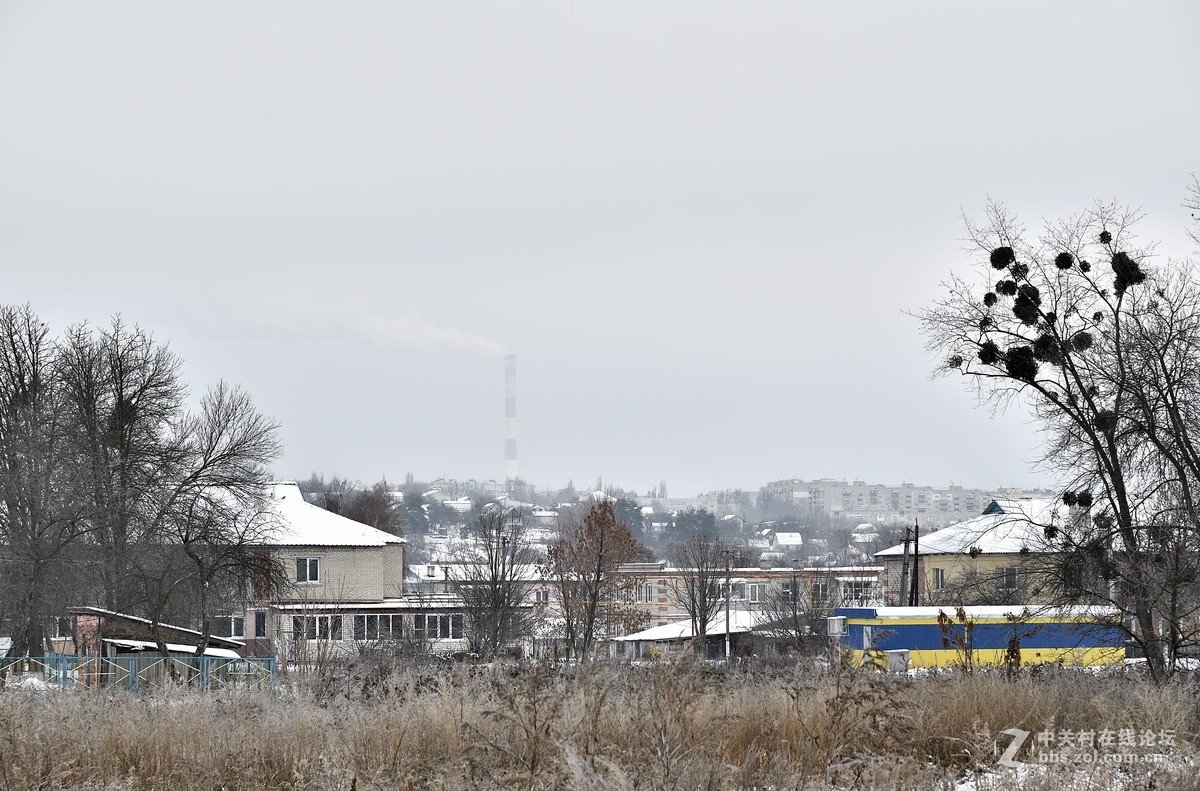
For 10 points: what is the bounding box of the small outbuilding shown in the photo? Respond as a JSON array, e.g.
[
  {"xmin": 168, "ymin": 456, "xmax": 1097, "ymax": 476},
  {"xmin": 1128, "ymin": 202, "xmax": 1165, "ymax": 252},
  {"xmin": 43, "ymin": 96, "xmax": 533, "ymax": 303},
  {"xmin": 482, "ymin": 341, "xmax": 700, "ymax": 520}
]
[{"xmin": 616, "ymin": 610, "xmax": 760, "ymax": 660}]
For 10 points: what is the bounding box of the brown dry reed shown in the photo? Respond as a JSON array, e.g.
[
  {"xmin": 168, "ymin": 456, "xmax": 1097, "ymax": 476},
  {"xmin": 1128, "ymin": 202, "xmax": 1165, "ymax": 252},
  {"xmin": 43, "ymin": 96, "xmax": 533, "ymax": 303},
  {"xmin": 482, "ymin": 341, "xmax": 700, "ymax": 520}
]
[{"xmin": 0, "ymin": 658, "xmax": 1197, "ymax": 791}]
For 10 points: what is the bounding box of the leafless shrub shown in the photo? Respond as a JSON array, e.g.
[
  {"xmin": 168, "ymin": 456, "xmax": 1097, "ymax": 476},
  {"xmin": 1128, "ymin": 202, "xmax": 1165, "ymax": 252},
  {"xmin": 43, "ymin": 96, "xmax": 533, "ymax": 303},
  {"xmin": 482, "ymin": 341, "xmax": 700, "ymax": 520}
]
[{"xmin": 0, "ymin": 662, "xmax": 1197, "ymax": 790}]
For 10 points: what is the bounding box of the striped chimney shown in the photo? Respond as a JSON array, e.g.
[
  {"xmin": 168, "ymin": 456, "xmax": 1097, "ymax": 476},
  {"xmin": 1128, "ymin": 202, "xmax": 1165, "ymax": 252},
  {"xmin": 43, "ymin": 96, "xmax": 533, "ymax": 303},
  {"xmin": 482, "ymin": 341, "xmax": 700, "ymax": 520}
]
[{"xmin": 505, "ymin": 354, "xmax": 518, "ymax": 481}]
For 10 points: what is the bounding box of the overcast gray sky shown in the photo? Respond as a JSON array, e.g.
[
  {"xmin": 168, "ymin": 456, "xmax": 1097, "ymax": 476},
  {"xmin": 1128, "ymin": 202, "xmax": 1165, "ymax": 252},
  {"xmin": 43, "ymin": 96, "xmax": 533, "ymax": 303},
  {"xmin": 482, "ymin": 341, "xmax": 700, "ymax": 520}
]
[{"xmin": 2, "ymin": 2, "xmax": 1197, "ymax": 496}]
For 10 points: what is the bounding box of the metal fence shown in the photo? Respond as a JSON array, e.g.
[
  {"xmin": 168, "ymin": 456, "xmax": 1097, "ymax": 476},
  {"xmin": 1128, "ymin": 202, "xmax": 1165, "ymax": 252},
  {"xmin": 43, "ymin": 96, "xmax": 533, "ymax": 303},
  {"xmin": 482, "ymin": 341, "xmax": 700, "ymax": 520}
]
[{"xmin": 0, "ymin": 654, "xmax": 276, "ymax": 691}]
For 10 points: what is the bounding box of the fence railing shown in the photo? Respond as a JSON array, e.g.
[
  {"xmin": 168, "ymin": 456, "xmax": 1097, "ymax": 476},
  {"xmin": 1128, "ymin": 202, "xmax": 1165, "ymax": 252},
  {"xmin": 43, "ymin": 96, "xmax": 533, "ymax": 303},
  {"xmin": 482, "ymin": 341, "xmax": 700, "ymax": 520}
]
[{"xmin": 0, "ymin": 654, "xmax": 276, "ymax": 691}]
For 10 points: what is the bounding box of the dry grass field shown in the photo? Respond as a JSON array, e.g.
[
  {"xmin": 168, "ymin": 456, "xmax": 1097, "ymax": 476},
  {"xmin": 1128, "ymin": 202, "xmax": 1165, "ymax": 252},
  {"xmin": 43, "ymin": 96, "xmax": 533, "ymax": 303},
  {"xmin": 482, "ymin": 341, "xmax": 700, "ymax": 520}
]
[{"xmin": 0, "ymin": 657, "xmax": 1197, "ymax": 790}]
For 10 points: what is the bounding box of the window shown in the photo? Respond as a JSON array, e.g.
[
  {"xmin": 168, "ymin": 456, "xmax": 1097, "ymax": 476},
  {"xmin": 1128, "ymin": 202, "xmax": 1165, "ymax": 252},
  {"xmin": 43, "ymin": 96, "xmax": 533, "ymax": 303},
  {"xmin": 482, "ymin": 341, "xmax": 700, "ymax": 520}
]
[
  {"xmin": 748, "ymin": 583, "xmax": 765, "ymax": 603},
  {"xmin": 55, "ymin": 617, "xmax": 72, "ymax": 639},
  {"xmin": 811, "ymin": 580, "xmax": 831, "ymax": 606},
  {"xmin": 296, "ymin": 557, "xmax": 320, "ymax": 584},
  {"xmin": 781, "ymin": 581, "xmax": 799, "ymax": 603},
  {"xmin": 933, "ymin": 568, "xmax": 946, "ymax": 591},
  {"xmin": 213, "ymin": 614, "xmax": 245, "ymax": 638},
  {"xmin": 996, "ymin": 567, "xmax": 1024, "ymax": 591},
  {"xmin": 291, "ymin": 615, "xmax": 342, "ymax": 641},
  {"xmin": 318, "ymin": 615, "xmax": 343, "ymax": 640},
  {"xmin": 426, "ymin": 565, "xmax": 437, "ymax": 577},
  {"xmin": 414, "ymin": 613, "xmax": 464, "ymax": 641},
  {"xmin": 843, "ymin": 581, "xmax": 874, "ymax": 603},
  {"xmin": 255, "ymin": 611, "xmax": 267, "ymax": 638},
  {"xmin": 636, "ymin": 582, "xmax": 655, "ymax": 603},
  {"xmin": 535, "ymin": 589, "xmax": 549, "ymax": 604},
  {"xmin": 1064, "ymin": 565, "xmax": 1084, "ymax": 593},
  {"xmin": 353, "ymin": 614, "xmax": 403, "ymax": 641}
]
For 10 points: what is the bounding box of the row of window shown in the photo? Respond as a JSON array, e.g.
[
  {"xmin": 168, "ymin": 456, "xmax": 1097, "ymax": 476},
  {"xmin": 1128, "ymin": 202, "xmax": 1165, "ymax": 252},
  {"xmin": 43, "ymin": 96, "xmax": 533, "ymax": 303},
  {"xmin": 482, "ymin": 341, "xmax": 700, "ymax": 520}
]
[
  {"xmin": 622, "ymin": 580, "xmax": 874, "ymax": 606},
  {"xmin": 287, "ymin": 613, "xmax": 465, "ymax": 642},
  {"xmin": 929, "ymin": 567, "xmax": 1027, "ymax": 591},
  {"xmin": 212, "ymin": 613, "xmax": 268, "ymax": 640},
  {"xmin": 209, "ymin": 611, "xmax": 470, "ymax": 642}
]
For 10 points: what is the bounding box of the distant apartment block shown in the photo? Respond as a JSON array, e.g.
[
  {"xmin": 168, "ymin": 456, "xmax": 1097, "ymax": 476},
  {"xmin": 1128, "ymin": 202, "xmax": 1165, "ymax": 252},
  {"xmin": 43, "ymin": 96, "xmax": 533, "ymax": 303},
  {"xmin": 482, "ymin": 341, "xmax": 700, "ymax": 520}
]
[
  {"xmin": 634, "ymin": 494, "xmax": 719, "ymax": 514},
  {"xmin": 762, "ymin": 478, "xmax": 1053, "ymax": 529}
]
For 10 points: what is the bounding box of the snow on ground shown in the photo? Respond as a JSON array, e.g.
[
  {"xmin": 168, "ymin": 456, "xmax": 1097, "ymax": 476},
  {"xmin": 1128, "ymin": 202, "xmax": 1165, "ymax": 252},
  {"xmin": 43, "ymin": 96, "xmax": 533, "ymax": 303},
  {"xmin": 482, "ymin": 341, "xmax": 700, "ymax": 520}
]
[
  {"xmin": 4, "ymin": 674, "xmax": 55, "ymax": 692},
  {"xmin": 954, "ymin": 758, "xmax": 1192, "ymax": 791}
]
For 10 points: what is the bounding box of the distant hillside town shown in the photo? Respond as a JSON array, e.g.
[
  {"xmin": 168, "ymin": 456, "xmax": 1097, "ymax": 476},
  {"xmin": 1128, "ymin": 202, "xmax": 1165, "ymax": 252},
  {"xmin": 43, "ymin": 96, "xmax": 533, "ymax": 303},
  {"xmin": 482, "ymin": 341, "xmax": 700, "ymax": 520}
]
[{"xmin": 295, "ymin": 472, "xmax": 1053, "ymax": 568}]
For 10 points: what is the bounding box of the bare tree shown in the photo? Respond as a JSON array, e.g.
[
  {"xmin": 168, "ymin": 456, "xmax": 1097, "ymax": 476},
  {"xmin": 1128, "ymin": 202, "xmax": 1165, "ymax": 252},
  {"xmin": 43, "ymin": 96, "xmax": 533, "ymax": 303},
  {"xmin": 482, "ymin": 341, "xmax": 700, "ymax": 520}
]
[
  {"xmin": 449, "ymin": 508, "xmax": 537, "ymax": 658},
  {"xmin": 343, "ymin": 481, "xmax": 403, "ymax": 536},
  {"xmin": 1186, "ymin": 173, "xmax": 1200, "ymax": 248},
  {"xmin": 541, "ymin": 501, "xmax": 646, "ymax": 661},
  {"xmin": 296, "ymin": 473, "xmax": 359, "ymax": 513},
  {"xmin": 0, "ymin": 305, "xmax": 82, "ymax": 656},
  {"xmin": 57, "ymin": 317, "xmax": 187, "ymax": 613},
  {"xmin": 917, "ymin": 197, "xmax": 1200, "ymax": 680},
  {"xmin": 299, "ymin": 475, "xmax": 403, "ymax": 536},
  {"xmin": 668, "ymin": 534, "xmax": 726, "ymax": 655},
  {"xmin": 0, "ymin": 308, "xmax": 283, "ymax": 663},
  {"xmin": 169, "ymin": 381, "xmax": 283, "ymax": 656},
  {"xmin": 754, "ymin": 568, "xmax": 837, "ymax": 655}
]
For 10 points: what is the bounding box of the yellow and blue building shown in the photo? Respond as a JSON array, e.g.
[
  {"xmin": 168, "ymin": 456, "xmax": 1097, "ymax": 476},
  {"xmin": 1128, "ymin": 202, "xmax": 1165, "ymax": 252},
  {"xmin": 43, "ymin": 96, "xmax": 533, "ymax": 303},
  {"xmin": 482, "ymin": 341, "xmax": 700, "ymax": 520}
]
[{"xmin": 835, "ymin": 605, "xmax": 1125, "ymax": 669}]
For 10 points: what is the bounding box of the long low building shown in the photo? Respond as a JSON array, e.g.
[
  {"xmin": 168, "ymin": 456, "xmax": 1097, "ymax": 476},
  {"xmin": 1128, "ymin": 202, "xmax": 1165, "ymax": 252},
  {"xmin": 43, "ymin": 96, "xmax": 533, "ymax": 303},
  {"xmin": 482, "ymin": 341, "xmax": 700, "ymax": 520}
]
[
  {"xmin": 615, "ymin": 610, "xmax": 762, "ymax": 660},
  {"xmin": 834, "ymin": 605, "xmax": 1125, "ymax": 669}
]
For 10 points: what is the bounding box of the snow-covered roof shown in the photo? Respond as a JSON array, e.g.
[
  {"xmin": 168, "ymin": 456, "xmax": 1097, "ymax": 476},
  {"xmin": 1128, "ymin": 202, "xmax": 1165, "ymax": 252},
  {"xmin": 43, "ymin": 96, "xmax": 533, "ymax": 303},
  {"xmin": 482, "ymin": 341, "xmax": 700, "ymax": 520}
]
[
  {"xmin": 68, "ymin": 606, "xmax": 245, "ymax": 649},
  {"xmin": 272, "ymin": 596, "xmax": 468, "ymax": 612},
  {"xmin": 407, "ymin": 561, "xmax": 542, "ymax": 582},
  {"xmin": 874, "ymin": 499, "xmax": 1055, "ymax": 558},
  {"xmin": 617, "ymin": 610, "xmax": 762, "ymax": 642},
  {"xmin": 851, "ymin": 524, "xmax": 879, "ymax": 543},
  {"xmin": 772, "ymin": 532, "xmax": 804, "ymax": 546},
  {"xmin": 262, "ymin": 482, "xmax": 406, "ymax": 548},
  {"xmin": 840, "ymin": 605, "xmax": 1119, "ymax": 621},
  {"xmin": 103, "ymin": 638, "xmax": 241, "ymax": 659}
]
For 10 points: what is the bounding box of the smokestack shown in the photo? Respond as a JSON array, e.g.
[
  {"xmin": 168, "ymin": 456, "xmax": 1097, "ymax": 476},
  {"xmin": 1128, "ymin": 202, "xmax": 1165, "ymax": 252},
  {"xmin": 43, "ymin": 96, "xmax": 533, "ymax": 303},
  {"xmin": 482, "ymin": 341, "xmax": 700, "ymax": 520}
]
[{"xmin": 505, "ymin": 354, "xmax": 518, "ymax": 482}]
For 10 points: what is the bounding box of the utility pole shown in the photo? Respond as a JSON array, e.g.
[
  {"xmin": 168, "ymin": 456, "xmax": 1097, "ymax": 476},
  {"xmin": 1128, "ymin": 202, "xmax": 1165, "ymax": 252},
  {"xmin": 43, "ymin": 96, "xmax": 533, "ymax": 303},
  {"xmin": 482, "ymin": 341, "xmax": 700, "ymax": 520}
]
[
  {"xmin": 908, "ymin": 519, "xmax": 920, "ymax": 607},
  {"xmin": 899, "ymin": 528, "xmax": 911, "ymax": 608}
]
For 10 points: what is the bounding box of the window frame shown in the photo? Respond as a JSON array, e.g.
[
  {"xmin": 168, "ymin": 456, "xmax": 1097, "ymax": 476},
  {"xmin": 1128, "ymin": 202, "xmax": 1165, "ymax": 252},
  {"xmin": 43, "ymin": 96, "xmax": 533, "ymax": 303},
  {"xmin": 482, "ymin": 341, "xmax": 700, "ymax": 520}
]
[
  {"xmin": 213, "ymin": 614, "xmax": 245, "ymax": 639},
  {"xmin": 414, "ymin": 613, "xmax": 464, "ymax": 641},
  {"xmin": 291, "ymin": 614, "xmax": 343, "ymax": 642},
  {"xmin": 843, "ymin": 580, "xmax": 874, "ymax": 602},
  {"xmin": 295, "ymin": 556, "xmax": 321, "ymax": 585},
  {"xmin": 995, "ymin": 567, "xmax": 1024, "ymax": 591},
  {"xmin": 352, "ymin": 613, "xmax": 404, "ymax": 641}
]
